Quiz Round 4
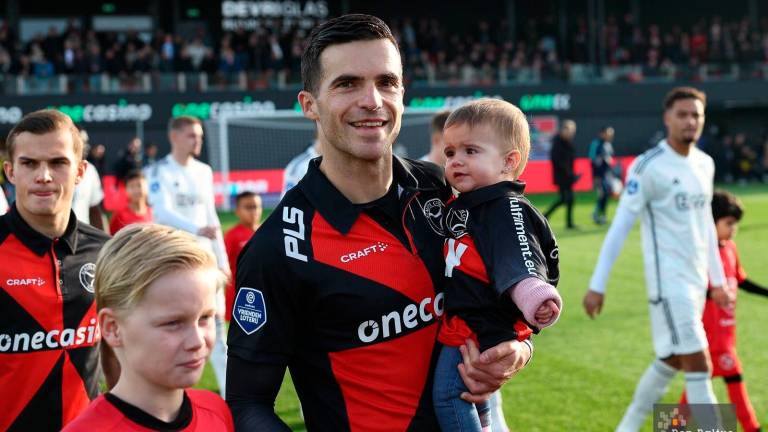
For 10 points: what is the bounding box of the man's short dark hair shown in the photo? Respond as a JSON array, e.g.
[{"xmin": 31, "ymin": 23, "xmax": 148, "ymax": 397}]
[
  {"xmin": 663, "ymin": 87, "xmax": 707, "ymax": 111},
  {"xmin": 235, "ymin": 191, "xmax": 260, "ymax": 207},
  {"xmin": 301, "ymin": 14, "xmax": 398, "ymax": 94},
  {"xmin": 712, "ymin": 189, "xmax": 743, "ymax": 221},
  {"xmin": 123, "ymin": 169, "xmax": 145, "ymax": 185},
  {"xmin": 431, "ymin": 110, "xmax": 451, "ymax": 134},
  {"xmin": 168, "ymin": 115, "xmax": 202, "ymax": 133},
  {"xmin": 6, "ymin": 109, "xmax": 83, "ymax": 161}
]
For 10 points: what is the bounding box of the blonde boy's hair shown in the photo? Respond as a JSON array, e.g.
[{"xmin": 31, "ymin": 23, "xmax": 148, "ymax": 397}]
[
  {"xmin": 444, "ymin": 98, "xmax": 531, "ymax": 179},
  {"xmin": 95, "ymin": 224, "xmax": 225, "ymax": 312}
]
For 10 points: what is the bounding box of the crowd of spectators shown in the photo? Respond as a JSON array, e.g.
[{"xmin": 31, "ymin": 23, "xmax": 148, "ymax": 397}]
[
  {"xmin": 1, "ymin": 13, "xmax": 768, "ymax": 91},
  {"xmin": 710, "ymin": 132, "xmax": 768, "ymax": 184}
]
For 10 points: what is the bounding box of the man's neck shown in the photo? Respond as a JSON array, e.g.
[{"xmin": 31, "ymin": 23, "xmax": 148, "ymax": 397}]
[
  {"xmin": 666, "ymin": 138, "xmax": 693, "ymax": 156},
  {"xmin": 319, "ymin": 151, "xmax": 393, "ymax": 204},
  {"xmin": 170, "ymin": 150, "xmax": 191, "ymax": 166},
  {"xmin": 17, "ymin": 205, "xmax": 70, "ymax": 239}
]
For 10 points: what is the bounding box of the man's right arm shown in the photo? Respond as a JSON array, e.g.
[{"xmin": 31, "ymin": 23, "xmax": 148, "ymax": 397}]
[
  {"xmin": 584, "ymin": 160, "xmax": 650, "ymax": 318},
  {"xmin": 226, "ymin": 221, "xmax": 304, "ymax": 429},
  {"xmin": 584, "ymin": 205, "xmax": 638, "ymax": 317},
  {"xmin": 226, "ymin": 356, "xmax": 291, "ymax": 431}
]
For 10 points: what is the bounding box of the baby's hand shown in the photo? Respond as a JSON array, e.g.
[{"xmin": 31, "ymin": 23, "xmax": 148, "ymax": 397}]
[{"xmin": 535, "ymin": 300, "xmax": 560, "ymax": 325}]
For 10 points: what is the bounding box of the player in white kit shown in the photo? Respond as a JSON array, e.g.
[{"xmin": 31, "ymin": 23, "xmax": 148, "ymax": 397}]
[
  {"xmin": 583, "ymin": 87, "xmax": 733, "ymax": 431},
  {"xmin": 145, "ymin": 116, "xmax": 230, "ymax": 397},
  {"xmin": 281, "ymin": 137, "xmax": 320, "ymax": 197}
]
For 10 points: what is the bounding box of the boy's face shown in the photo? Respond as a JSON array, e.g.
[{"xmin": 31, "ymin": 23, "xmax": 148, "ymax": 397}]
[
  {"xmin": 104, "ymin": 267, "xmax": 218, "ymax": 391},
  {"xmin": 125, "ymin": 177, "xmax": 147, "ymax": 203},
  {"xmin": 235, "ymin": 195, "xmax": 262, "ymax": 227},
  {"xmin": 443, "ymin": 123, "xmax": 517, "ymax": 193},
  {"xmin": 715, "ymin": 216, "xmax": 738, "ymax": 242}
]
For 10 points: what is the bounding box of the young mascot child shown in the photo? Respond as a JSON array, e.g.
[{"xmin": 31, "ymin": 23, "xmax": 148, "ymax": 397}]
[
  {"xmin": 433, "ymin": 99, "xmax": 562, "ymax": 432},
  {"xmin": 108, "ymin": 169, "xmax": 152, "ymax": 234},
  {"xmin": 223, "ymin": 191, "xmax": 262, "ymax": 321},
  {"xmin": 680, "ymin": 190, "xmax": 766, "ymax": 432},
  {"xmin": 63, "ymin": 224, "xmax": 234, "ymax": 431}
]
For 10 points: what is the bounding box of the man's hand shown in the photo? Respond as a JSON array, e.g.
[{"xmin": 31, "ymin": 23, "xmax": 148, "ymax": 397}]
[
  {"xmin": 583, "ymin": 290, "xmax": 604, "ymax": 319},
  {"xmin": 710, "ymin": 285, "xmax": 734, "ymax": 308},
  {"xmin": 197, "ymin": 226, "xmax": 218, "ymax": 240},
  {"xmin": 457, "ymin": 339, "xmax": 531, "ymax": 404}
]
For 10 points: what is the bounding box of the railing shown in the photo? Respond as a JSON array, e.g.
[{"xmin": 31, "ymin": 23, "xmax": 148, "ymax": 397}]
[{"xmin": 1, "ymin": 62, "xmax": 766, "ymax": 95}]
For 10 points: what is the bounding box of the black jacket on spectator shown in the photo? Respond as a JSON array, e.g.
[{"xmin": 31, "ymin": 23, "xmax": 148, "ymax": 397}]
[
  {"xmin": 550, "ymin": 135, "xmax": 576, "ymax": 188},
  {"xmin": 113, "ymin": 152, "xmax": 141, "ymax": 184}
]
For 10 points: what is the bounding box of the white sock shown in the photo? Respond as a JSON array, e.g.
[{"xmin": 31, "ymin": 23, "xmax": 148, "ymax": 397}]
[
  {"xmin": 616, "ymin": 360, "xmax": 677, "ymax": 432},
  {"xmin": 685, "ymin": 372, "xmax": 721, "ymax": 428}
]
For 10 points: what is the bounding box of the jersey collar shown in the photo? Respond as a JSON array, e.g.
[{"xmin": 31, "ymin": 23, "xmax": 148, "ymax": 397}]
[
  {"xmin": 453, "ymin": 181, "xmax": 526, "ymax": 209},
  {"xmin": 298, "ymin": 156, "xmax": 439, "ymax": 234},
  {"xmin": 4, "ymin": 203, "xmax": 80, "ymax": 256}
]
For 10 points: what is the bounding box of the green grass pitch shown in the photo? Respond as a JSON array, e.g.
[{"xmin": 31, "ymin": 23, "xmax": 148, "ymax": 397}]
[{"xmin": 203, "ymin": 184, "xmax": 768, "ymax": 431}]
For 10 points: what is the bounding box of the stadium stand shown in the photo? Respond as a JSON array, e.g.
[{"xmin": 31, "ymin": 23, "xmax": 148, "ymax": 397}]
[{"xmin": 1, "ymin": 13, "xmax": 768, "ymax": 93}]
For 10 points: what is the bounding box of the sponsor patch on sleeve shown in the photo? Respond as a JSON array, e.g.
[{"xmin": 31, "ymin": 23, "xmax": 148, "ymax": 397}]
[{"xmin": 233, "ymin": 287, "xmax": 267, "ymax": 335}]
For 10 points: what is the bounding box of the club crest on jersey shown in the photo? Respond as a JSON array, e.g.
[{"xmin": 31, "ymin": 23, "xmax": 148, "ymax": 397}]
[
  {"xmin": 233, "ymin": 287, "xmax": 267, "ymax": 335},
  {"xmin": 445, "ymin": 208, "xmax": 469, "ymax": 238},
  {"xmin": 150, "ymin": 182, "xmax": 160, "ymax": 192},
  {"xmin": 626, "ymin": 179, "xmax": 639, "ymax": 195},
  {"xmin": 422, "ymin": 198, "xmax": 445, "ymax": 235},
  {"xmin": 79, "ymin": 263, "xmax": 96, "ymax": 293}
]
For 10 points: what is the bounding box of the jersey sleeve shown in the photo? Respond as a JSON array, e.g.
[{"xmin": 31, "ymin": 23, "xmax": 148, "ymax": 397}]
[
  {"xmin": 616, "ymin": 157, "xmax": 654, "ymax": 215},
  {"xmin": 226, "ymin": 228, "xmax": 304, "ymax": 365},
  {"xmin": 479, "ymin": 198, "xmax": 555, "ymax": 297}
]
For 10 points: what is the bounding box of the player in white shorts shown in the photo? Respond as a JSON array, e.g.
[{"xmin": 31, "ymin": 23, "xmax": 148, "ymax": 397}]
[
  {"xmin": 145, "ymin": 116, "xmax": 230, "ymax": 397},
  {"xmin": 583, "ymin": 87, "xmax": 733, "ymax": 431}
]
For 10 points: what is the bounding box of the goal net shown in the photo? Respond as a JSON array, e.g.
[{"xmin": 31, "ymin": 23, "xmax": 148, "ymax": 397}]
[{"xmin": 206, "ymin": 108, "xmax": 444, "ymax": 210}]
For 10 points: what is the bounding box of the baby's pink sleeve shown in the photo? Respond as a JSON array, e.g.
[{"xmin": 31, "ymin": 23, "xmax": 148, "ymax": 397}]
[{"xmin": 510, "ymin": 277, "xmax": 562, "ymax": 328}]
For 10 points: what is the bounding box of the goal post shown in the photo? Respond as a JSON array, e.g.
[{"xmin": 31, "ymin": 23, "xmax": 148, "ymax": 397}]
[{"xmin": 206, "ymin": 108, "xmax": 444, "ymax": 210}]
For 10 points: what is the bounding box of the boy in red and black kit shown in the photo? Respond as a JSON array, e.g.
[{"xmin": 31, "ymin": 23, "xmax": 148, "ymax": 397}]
[
  {"xmin": 223, "ymin": 191, "xmax": 262, "ymax": 321},
  {"xmin": 680, "ymin": 190, "xmax": 767, "ymax": 432},
  {"xmin": 108, "ymin": 170, "xmax": 152, "ymax": 234}
]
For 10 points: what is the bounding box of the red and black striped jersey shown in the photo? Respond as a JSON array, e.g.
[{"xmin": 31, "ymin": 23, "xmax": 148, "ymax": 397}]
[
  {"xmin": 0, "ymin": 204, "xmax": 110, "ymax": 431},
  {"xmin": 228, "ymin": 156, "xmax": 451, "ymax": 431},
  {"xmin": 63, "ymin": 389, "xmax": 234, "ymax": 431},
  {"xmin": 439, "ymin": 181, "xmax": 560, "ymax": 351}
]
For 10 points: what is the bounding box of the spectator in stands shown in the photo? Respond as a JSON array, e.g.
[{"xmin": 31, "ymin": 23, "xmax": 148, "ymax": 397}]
[{"xmin": 544, "ymin": 119, "xmax": 579, "ymax": 229}]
